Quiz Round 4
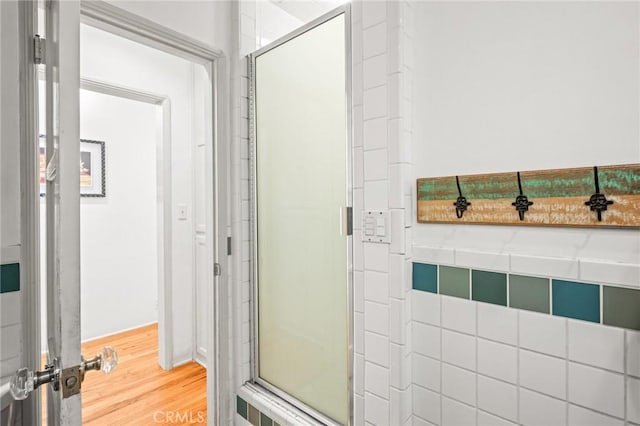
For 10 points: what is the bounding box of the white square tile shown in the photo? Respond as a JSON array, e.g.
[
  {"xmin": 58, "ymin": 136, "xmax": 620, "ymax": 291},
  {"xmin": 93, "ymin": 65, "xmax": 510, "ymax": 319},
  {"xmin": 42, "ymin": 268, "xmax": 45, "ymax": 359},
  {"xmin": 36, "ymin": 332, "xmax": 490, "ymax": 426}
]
[
  {"xmin": 477, "ymin": 411, "xmax": 516, "ymax": 426},
  {"xmin": 413, "ymin": 416, "xmax": 437, "ymax": 426},
  {"xmin": 365, "ymin": 301, "xmax": 389, "ymax": 336},
  {"xmin": 363, "ymin": 53, "xmax": 387, "ymax": 90},
  {"xmin": 628, "ymin": 330, "xmax": 640, "ymax": 377},
  {"xmin": 365, "ymin": 361, "xmax": 389, "ymax": 399},
  {"xmin": 442, "ymin": 330, "xmax": 476, "ymax": 370},
  {"xmin": 363, "ymin": 22, "xmax": 387, "ymax": 59},
  {"xmin": 441, "ymin": 296, "xmax": 476, "ymax": 335},
  {"xmin": 412, "ymin": 291, "xmax": 440, "ymax": 326},
  {"xmin": 412, "ymin": 245, "xmax": 455, "ymax": 265},
  {"xmin": 579, "ymin": 259, "xmax": 640, "ymax": 288},
  {"xmin": 389, "ymin": 254, "xmax": 406, "ymax": 300},
  {"xmin": 412, "ymin": 322, "xmax": 440, "ymax": 359},
  {"xmin": 355, "ymin": 394, "xmax": 364, "ymax": 425},
  {"xmin": 390, "ymin": 343, "xmax": 411, "ymax": 390},
  {"xmin": 355, "ymin": 353, "xmax": 365, "ymax": 396},
  {"xmin": 387, "ymin": 72, "xmax": 403, "ymax": 119},
  {"xmin": 519, "ymin": 388, "xmax": 567, "ymax": 426},
  {"xmin": 389, "ymin": 166, "xmax": 405, "ymax": 209},
  {"xmin": 355, "ymin": 312, "xmax": 364, "ymax": 354},
  {"xmin": 442, "ymin": 396, "xmax": 476, "ymax": 426},
  {"xmin": 455, "ymin": 249, "xmax": 509, "ymax": 271},
  {"xmin": 355, "ymin": 271, "xmax": 364, "ymax": 313},
  {"xmin": 568, "ymin": 404, "xmax": 623, "ymax": 426},
  {"xmin": 477, "ymin": 376, "xmax": 517, "ymax": 422},
  {"xmin": 568, "ymin": 320, "xmax": 624, "ymax": 372},
  {"xmin": 362, "ymin": 0, "xmax": 386, "ymax": 29},
  {"xmin": 519, "ymin": 310, "xmax": 567, "ymax": 358},
  {"xmin": 363, "ymin": 84, "xmax": 388, "ymax": 120},
  {"xmin": 0, "ymin": 292, "xmax": 20, "ymax": 326},
  {"xmin": 441, "ymin": 364, "xmax": 476, "ymax": 406},
  {"xmin": 568, "ymin": 362, "xmax": 624, "ymax": 418},
  {"xmin": 354, "ymin": 146, "xmax": 364, "ymax": 189},
  {"xmin": 365, "ymin": 331, "xmax": 389, "ymax": 368},
  {"xmin": 364, "ymin": 242, "xmax": 389, "ymax": 272},
  {"xmin": 413, "ymin": 385, "xmax": 440, "ymax": 425},
  {"xmin": 519, "ymin": 349, "xmax": 566, "ymax": 399},
  {"xmin": 364, "ymin": 117, "xmax": 388, "ymax": 151},
  {"xmin": 364, "ymin": 149, "xmax": 388, "ymax": 181},
  {"xmin": 364, "ymin": 270, "xmax": 388, "ymax": 304},
  {"xmin": 390, "ymin": 209, "xmax": 406, "ymax": 255},
  {"xmin": 477, "ymin": 339, "xmax": 517, "ymax": 384},
  {"xmin": 365, "ymin": 392, "xmax": 390, "ymax": 426},
  {"xmin": 477, "ymin": 303, "xmax": 517, "ymax": 345},
  {"xmin": 364, "ymin": 180, "xmax": 389, "ymax": 210},
  {"xmin": 354, "ymin": 105, "xmax": 364, "ymax": 146},
  {"xmin": 389, "ymin": 298, "xmax": 406, "ymax": 345},
  {"xmin": 413, "ymin": 353, "xmax": 440, "ymax": 392},
  {"xmin": 510, "ymin": 254, "xmax": 578, "ymax": 280},
  {"xmin": 628, "ymin": 376, "xmax": 640, "ymax": 423}
]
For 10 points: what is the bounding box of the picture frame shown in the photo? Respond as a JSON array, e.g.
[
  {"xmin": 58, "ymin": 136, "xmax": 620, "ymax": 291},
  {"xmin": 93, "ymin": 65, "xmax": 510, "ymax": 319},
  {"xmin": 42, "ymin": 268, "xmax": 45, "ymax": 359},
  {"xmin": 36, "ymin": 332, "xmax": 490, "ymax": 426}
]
[{"xmin": 39, "ymin": 136, "xmax": 106, "ymax": 197}]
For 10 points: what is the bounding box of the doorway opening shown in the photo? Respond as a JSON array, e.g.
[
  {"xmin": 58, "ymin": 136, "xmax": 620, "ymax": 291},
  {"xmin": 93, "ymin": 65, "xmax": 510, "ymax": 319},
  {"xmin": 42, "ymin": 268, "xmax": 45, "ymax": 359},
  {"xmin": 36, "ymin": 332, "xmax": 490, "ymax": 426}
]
[{"xmin": 34, "ymin": 5, "xmax": 219, "ymax": 423}]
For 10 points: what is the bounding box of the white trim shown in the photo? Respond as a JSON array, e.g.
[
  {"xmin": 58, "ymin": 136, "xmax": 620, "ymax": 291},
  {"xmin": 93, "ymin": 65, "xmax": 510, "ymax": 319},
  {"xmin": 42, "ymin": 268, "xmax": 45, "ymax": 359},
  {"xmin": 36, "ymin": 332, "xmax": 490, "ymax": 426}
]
[{"xmin": 80, "ymin": 78, "xmax": 167, "ymax": 105}]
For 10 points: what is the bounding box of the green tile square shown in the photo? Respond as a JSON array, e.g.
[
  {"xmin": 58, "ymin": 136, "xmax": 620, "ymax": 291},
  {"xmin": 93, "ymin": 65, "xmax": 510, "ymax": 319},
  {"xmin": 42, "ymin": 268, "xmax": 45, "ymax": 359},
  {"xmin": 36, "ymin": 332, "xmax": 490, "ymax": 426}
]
[
  {"xmin": 413, "ymin": 262, "xmax": 438, "ymax": 293},
  {"xmin": 248, "ymin": 404, "xmax": 260, "ymax": 426},
  {"xmin": 472, "ymin": 270, "xmax": 507, "ymax": 306},
  {"xmin": 603, "ymin": 286, "xmax": 640, "ymax": 330},
  {"xmin": 260, "ymin": 413, "xmax": 273, "ymax": 426},
  {"xmin": 509, "ymin": 275, "xmax": 550, "ymax": 313},
  {"xmin": 439, "ymin": 266, "xmax": 470, "ymax": 299},
  {"xmin": 0, "ymin": 263, "xmax": 20, "ymax": 293},
  {"xmin": 236, "ymin": 396, "xmax": 247, "ymax": 419}
]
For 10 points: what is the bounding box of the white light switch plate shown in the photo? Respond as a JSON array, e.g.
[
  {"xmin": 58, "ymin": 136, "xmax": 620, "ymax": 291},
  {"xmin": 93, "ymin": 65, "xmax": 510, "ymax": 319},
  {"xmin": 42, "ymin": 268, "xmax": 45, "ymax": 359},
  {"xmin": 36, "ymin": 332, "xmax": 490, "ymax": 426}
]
[
  {"xmin": 362, "ymin": 210, "xmax": 390, "ymax": 243},
  {"xmin": 177, "ymin": 204, "xmax": 188, "ymax": 220}
]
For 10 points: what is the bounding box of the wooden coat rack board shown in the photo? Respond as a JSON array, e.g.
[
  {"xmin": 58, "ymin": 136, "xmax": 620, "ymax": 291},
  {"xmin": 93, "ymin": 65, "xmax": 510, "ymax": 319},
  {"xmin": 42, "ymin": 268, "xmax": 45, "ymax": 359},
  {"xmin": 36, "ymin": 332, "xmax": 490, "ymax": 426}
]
[{"xmin": 417, "ymin": 164, "xmax": 640, "ymax": 228}]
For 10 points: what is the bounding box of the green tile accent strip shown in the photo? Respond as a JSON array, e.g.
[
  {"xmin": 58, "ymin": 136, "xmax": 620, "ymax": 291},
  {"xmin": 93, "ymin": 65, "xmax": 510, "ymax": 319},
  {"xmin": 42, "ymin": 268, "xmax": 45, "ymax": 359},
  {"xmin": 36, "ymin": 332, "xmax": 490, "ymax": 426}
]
[
  {"xmin": 248, "ymin": 404, "xmax": 260, "ymax": 426},
  {"xmin": 0, "ymin": 263, "xmax": 20, "ymax": 293},
  {"xmin": 472, "ymin": 270, "xmax": 507, "ymax": 306},
  {"xmin": 439, "ymin": 266, "xmax": 470, "ymax": 299},
  {"xmin": 509, "ymin": 275, "xmax": 550, "ymax": 314},
  {"xmin": 603, "ymin": 286, "xmax": 640, "ymax": 330},
  {"xmin": 260, "ymin": 413, "xmax": 273, "ymax": 426},
  {"xmin": 236, "ymin": 396, "xmax": 247, "ymax": 419},
  {"xmin": 552, "ymin": 280, "xmax": 600, "ymax": 323},
  {"xmin": 413, "ymin": 263, "xmax": 437, "ymax": 293}
]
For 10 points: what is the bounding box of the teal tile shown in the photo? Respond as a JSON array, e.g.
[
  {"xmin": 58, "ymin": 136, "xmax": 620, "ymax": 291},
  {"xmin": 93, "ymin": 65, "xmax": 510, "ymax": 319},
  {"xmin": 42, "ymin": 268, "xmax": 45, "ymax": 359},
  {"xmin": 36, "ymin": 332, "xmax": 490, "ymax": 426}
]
[
  {"xmin": 236, "ymin": 396, "xmax": 247, "ymax": 419},
  {"xmin": 603, "ymin": 286, "xmax": 640, "ymax": 330},
  {"xmin": 552, "ymin": 280, "xmax": 600, "ymax": 323},
  {"xmin": 260, "ymin": 413, "xmax": 273, "ymax": 426},
  {"xmin": 439, "ymin": 266, "xmax": 469, "ymax": 299},
  {"xmin": 248, "ymin": 404, "xmax": 260, "ymax": 426},
  {"xmin": 509, "ymin": 275, "xmax": 550, "ymax": 314},
  {"xmin": 413, "ymin": 263, "xmax": 437, "ymax": 293},
  {"xmin": 0, "ymin": 263, "xmax": 20, "ymax": 293},
  {"xmin": 472, "ymin": 270, "xmax": 507, "ymax": 306}
]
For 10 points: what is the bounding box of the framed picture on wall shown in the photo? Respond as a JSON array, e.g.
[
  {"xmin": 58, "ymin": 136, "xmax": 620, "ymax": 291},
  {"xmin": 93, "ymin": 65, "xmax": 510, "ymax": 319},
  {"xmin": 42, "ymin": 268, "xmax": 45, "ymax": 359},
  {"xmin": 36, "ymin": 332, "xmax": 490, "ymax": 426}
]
[
  {"xmin": 39, "ymin": 137, "xmax": 106, "ymax": 197},
  {"xmin": 80, "ymin": 139, "xmax": 106, "ymax": 197}
]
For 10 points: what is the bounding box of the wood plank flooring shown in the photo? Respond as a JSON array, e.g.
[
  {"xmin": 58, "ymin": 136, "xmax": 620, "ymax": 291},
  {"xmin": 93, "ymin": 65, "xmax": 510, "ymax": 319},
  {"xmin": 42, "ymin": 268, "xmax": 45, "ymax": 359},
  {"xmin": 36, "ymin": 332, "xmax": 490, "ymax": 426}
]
[{"xmin": 43, "ymin": 323, "xmax": 207, "ymax": 425}]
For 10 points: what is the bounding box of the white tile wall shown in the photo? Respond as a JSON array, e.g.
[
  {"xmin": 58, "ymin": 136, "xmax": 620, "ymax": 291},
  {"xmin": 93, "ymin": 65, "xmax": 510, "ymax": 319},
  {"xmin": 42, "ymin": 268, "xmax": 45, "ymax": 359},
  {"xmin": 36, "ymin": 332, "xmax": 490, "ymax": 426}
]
[
  {"xmin": 477, "ymin": 339, "xmax": 517, "ymax": 384},
  {"xmin": 365, "ymin": 392, "xmax": 390, "ymax": 426},
  {"xmin": 477, "ymin": 376, "xmax": 518, "ymax": 422},
  {"xmin": 568, "ymin": 362, "xmax": 625, "ymax": 418},
  {"xmin": 441, "ymin": 296, "xmax": 476, "ymax": 335},
  {"xmin": 519, "ymin": 310, "xmax": 567, "ymax": 358},
  {"xmin": 628, "ymin": 330, "xmax": 640, "ymax": 377},
  {"xmin": 477, "ymin": 303, "xmax": 517, "ymax": 345},
  {"xmin": 627, "ymin": 376, "xmax": 640, "ymax": 423},
  {"xmin": 519, "ymin": 388, "xmax": 567, "ymax": 426},
  {"xmin": 364, "ymin": 270, "xmax": 389, "ymax": 304},
  {"xmin": 441, "ymin": 396, "xmax": 475, "ymax": 426},
  {"xmin": 568, "ymin": 404, "xmax": 624, "ymax": 426},
  {"xmin": 413, "ymin": 353, "xmax": 440, "ymax": 392},
  {"xmin": 413, "ymin": 385, "xmax": 440, "ymax": 425},
  {"xmin": 365, "ymin": 361, "xmax": 390, "ymax": 399},
  {"xmin": 519, "ymin": 349, "xmax": 566, "ymax": 399},
  {"xmin": 412, "ymin": 290, "xmax": 440, "ymax": 326},
  {"xmin": 441, "ymin": 364, "xmax": 476, "ymax": 406},
  {"xmin": 365, "ymin": 331, "xmax": 390, "ymax": 368},
  {"xmin": 568, "ymin": 320, "xmax": 624, "ymax": 372},
  {"xmin": 441, "ymin": 330, "xmax": 476, "ymax": 371},
  {"xmin": 364, "ymin": 301, "xmax": 389, "ymax": 336},
  {"xmin": 477, "ymin": 410, "xmax": 516, "ymax": 426}
]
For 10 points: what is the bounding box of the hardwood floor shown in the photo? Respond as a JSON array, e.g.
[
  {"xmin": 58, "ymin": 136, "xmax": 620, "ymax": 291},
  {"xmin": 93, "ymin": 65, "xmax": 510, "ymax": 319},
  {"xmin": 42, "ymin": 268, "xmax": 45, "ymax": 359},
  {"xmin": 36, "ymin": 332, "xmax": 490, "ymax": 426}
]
[{"xmin": 44, "ymin": 323, "xmax": 207, "ymax": 425}]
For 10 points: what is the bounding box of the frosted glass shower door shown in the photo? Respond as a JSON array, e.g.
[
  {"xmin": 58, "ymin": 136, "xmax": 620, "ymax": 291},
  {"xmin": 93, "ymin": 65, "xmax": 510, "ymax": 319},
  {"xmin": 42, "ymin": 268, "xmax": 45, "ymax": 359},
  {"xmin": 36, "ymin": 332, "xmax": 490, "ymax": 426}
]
[{"xmin": 252, "ymin": 10, "xmax": 350, "ymax": 425}]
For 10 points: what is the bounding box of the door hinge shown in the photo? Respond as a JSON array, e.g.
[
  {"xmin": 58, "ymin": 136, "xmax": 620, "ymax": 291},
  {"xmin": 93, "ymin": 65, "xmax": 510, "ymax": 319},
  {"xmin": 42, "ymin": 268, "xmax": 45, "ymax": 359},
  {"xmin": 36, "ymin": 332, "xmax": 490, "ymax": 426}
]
[
  {"xmin": 214, "ymin": 263, "xmax": 221, "ymax": 276},
  {"xmin": 346, "ymin": 206, "xmax": 353, "ymax": 236},
  {"xmin": 227, "ymin": 236, "xmax": 232, "ymax": 256},
  {"xmin": 34, "ymin": 35, "xmax": 45, "ymax": 65}
]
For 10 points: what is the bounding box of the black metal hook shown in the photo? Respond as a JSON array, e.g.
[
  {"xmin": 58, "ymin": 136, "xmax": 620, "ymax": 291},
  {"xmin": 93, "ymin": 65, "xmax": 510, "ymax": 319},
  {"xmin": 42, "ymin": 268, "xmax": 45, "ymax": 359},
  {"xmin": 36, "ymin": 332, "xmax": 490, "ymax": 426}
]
[
  {"xmin": 453, "ymin": 176, "xmax": 471, "ymax": 219},
  {"xmin": 512, "ymin": 171, "xmax": 534, "ymax": 221},
  {"xmin": 584, "ymin": 166, "xmax": 613, "ymax": 222}
]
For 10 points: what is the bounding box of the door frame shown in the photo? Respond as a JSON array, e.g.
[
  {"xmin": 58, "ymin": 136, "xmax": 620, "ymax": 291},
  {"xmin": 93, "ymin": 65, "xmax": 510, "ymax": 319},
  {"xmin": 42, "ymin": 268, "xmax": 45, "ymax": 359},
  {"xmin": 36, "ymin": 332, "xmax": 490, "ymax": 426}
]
[
  {"xmin": 19, "ymin": 1, "xmax": 229, "ymax": 424},
  {"xmin": 248, "ymin": 5, "xmax": 353, "ymax": 426}
]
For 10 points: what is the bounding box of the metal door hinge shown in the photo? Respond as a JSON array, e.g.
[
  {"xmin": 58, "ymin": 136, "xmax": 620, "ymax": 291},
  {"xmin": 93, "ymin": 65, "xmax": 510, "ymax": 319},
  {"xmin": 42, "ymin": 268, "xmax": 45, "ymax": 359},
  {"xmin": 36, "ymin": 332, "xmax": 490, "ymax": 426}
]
[
  {"xmin": 34, "ymin": 35, "xmax": 45, "ymax": 64},
  {"xmin": 346, "ymin": 206, "xmax": 353, "ymax": 236},
  {"xmin": 227, "ymin": 237, "xmax": 232, "ymax": 256},
  {"xmin": 214, "ymin": 263, "xmax": 221, "ymax": 276}
]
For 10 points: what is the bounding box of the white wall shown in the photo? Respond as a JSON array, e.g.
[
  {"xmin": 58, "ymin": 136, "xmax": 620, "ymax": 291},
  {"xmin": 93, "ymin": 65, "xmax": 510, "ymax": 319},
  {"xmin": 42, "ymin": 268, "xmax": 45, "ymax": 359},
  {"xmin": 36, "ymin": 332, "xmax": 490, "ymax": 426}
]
[
  {"xmin": 411, "ymin": 1, "xmax": 640, "ymax": 264},
  {"xmin": 78, "ymin": 90, "xmax": 159, "ymax": 342}
]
